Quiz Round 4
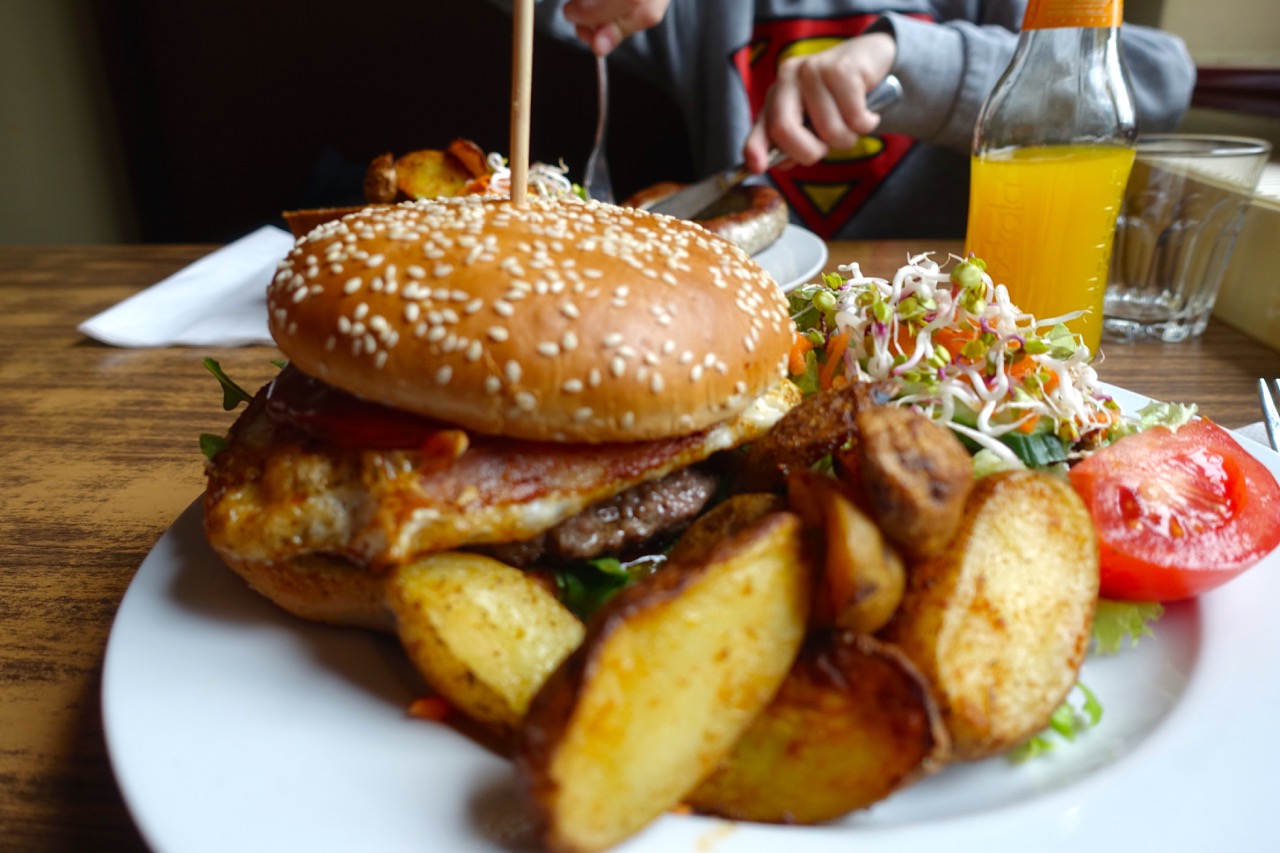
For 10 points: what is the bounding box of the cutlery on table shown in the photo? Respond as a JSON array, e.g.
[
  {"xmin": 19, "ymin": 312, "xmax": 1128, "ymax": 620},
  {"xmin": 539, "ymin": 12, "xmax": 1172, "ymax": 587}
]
[
  {"xmin": 1258, "ymin": 378, "xmax": 1280, "ymax": 451},
  {"xmin": 583, "ymin": 54, "xmax": 614, "ymax": 203}
]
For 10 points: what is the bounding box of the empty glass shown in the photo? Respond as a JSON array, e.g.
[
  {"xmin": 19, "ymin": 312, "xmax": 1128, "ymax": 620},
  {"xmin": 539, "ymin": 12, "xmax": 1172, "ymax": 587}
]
[{"xmin": 1104, "ymin": 134, "xmax": 1271, "ymax": 342}]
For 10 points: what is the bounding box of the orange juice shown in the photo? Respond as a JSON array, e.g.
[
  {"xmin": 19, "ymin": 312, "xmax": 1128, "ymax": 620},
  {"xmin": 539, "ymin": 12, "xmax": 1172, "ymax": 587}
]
[{"xmin": 966, "ymin": 145, "xmax": 1135, "ymax": 352}]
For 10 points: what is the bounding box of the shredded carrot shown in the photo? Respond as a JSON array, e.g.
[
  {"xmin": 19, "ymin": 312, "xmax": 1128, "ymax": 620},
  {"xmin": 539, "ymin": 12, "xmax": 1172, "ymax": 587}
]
[
  {"xmin": 1017, "ymin": 414, "xmax": 1040, "ymax": 434},
  {"xmin": 408, "ymin": 696, "xmax": 452, "ymax": 722},
  {"xmin": 669, "ymin": 803, "xmax": 694, "ymax": 816},
  {"xmin": 819, "ymin": 331, "xmax": 850, "ymax": 390},
  {"xmin": 788, "ymin": 332, "xmax": 814, "ymax": 375}
]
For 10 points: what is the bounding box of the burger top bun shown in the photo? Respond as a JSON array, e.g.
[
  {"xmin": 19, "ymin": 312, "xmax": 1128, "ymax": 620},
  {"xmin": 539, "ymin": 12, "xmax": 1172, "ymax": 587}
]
[{"xmin": 267, "ymin": 195, "xmax": 795, "ymax": 444}]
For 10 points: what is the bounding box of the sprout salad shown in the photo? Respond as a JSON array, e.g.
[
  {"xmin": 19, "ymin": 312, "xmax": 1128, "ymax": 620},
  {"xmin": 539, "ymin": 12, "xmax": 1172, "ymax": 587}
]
[{"xmin": 789, "ymin": 254, "xmax": 1142, "ymax": 469}]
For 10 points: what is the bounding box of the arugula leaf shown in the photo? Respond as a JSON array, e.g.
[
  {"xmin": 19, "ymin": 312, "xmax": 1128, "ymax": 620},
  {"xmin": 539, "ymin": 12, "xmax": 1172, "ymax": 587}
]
[
  {"xmin": 199, "ymin": 433, "xmax": 227, "ymax": 460},
  {"xmin": 1092, "ymin": 599, "xmax": 1164, "ymax": 655},
  {"xmin": 552, "ymin": 555, "xmax": 665, "ymax": 620},
  {"xmin": 202, "ymin": 357, "xmax": 253, "ymax": 411}
]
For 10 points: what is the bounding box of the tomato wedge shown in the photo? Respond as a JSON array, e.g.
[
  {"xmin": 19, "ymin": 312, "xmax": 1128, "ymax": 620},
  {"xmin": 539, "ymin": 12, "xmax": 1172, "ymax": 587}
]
[{"xmin": 1069, "ymin": 419, "xmax": 1280, "ymax": 601}]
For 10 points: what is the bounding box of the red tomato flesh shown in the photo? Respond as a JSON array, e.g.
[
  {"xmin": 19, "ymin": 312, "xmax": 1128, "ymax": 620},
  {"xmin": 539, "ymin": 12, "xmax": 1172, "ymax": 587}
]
[{"xmin": 1069, "ymin": 419, "xmax": 1280, "ymax": 601}]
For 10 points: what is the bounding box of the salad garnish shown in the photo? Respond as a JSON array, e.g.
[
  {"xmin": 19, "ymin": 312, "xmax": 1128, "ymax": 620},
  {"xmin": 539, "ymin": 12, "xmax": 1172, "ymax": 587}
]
[
  {"xmin": 789, "ymin": 254, "xmax": 1127, "ymax": 467},
  {"xmin": 482, "ymin": 152, "xmax": 580, "ymax": 199}
]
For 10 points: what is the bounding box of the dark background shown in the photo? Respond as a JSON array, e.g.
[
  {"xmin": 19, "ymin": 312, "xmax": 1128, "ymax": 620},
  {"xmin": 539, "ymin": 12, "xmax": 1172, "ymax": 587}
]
[{"xmin": 89, "ymin": 0, "xmax": 695, "ymax": 243}]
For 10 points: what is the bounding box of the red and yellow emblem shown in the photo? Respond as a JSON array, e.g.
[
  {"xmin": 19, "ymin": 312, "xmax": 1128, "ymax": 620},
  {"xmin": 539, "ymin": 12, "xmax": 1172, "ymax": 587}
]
[{"xmin": 732, "ymin": 13, "xmax": 931, "ymax": 238}]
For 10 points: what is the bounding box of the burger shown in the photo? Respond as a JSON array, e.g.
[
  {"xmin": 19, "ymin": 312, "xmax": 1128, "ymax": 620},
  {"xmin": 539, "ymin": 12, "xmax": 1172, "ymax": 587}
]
[{"xmin": 203, "ymin": 195, "xmax": 800, "ymax": 630}]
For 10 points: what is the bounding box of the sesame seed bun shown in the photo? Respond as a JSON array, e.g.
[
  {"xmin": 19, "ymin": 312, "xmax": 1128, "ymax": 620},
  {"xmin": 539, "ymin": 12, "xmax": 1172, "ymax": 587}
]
[{"xmin": 267, "ymin": 195, "xmax": 795, "ymax": 443}]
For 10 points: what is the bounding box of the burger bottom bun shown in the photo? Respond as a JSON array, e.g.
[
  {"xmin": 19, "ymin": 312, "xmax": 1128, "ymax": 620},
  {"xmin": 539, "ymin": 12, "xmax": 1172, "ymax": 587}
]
[
  {"xmin": 221, "ymin": 551, "xmax": 394, "ymax": 633},
  {"xmin": 624, "ymin": 182, "xmax": 789, "ymax": 256}
]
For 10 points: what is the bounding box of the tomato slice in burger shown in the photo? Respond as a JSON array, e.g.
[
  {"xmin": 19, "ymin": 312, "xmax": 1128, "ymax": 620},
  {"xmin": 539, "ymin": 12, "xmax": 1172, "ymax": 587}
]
[{"xmin": 1068, "ymin": 419, "xmax": 1280, "ymax": 601}]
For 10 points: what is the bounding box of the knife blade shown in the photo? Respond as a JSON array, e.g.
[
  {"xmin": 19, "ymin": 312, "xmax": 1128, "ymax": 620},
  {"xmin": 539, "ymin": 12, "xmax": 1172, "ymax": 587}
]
[{"xmin": 647, "ymin": 74, "xmax": 903, "ymax": 220}]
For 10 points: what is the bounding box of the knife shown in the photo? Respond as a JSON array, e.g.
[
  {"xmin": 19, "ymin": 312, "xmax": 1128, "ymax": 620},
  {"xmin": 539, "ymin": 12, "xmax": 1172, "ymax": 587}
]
[{"xmin": 647, "ymin": 74, "xmax": 904, "ymax": 220}]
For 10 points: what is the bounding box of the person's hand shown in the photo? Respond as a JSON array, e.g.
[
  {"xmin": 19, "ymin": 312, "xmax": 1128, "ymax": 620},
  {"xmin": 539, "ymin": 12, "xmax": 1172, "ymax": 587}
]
[
  {"xmin": 562, "ymin": 0, "xmax": 671, "ymax": 55},
  {"xmin": 744, "ymin": 32, "xmax": 897, "ymax": 173}
]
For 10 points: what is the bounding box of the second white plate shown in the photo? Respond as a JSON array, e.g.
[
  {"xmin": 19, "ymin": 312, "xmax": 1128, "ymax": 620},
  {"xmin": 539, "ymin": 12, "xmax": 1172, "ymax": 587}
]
[{"xmin": 754, "ymin": 224, "xmax": 828, "ymax": 292}]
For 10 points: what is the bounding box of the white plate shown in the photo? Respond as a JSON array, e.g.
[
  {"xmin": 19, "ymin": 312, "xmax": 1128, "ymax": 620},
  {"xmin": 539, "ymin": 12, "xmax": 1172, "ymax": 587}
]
[
  {"xmin": 753, "ymin": 224, "xmax": 828, "ymax": 292},
  {"xmin": 103, "ymin": 385, "xmax": 1280, "ymax": 853}
]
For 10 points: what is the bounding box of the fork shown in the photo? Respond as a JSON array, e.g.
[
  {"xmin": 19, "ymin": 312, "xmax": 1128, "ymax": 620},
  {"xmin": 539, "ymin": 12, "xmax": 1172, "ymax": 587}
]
[
  {"xmin": 1258, "ymin": 378, "xmax": 1280, "ymax": 451},
  {"xmin": 583, "ymin": 54, "xmax": 614, "ymax": 203}
]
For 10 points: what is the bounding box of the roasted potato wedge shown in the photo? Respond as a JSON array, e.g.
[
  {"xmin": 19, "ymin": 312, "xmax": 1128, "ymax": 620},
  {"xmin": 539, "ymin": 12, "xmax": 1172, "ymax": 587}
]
[
  {"xmin": 687, "ymin": 632, "xmax": 948, "ymax": 823},
  {"xmin": 835, "ymin": 404, "xmax": 974, "ymax": 560},
  {"xmin": 363, "ymin": 152, "xmax": 397, "ymax": 203},
  {"xmin": 663, "ymin": 492, "xmax": 786, "ymax": 566},
  {"xmin": 386, "ymin": 552, "xmax": 585, "ymax": 735},
  {"xmin": 734, "ymin": 383, "xmax": 870, "ymax": 494},
  {"xmin": 517, "ymin": 509, "xmax": 811, "ymax": 853},
  {"xmin": 393, "ymin": 148, "xmax": 473, "ymax": 200},
  {"xmin": 881, "ymin": 469, "xmax": 1099, "ymax": 760},
  {"xmin": 789, "ymin": 471, "xmax": 906, "ymax": 634}
]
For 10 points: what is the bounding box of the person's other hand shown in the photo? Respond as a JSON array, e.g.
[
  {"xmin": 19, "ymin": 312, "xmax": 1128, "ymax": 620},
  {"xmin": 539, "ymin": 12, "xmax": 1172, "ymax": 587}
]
[
  {"xmin": 744, "ymin": 32, "xmax": 897, "ymax": 173},
  {"xmin": 562, "ymin": 0, "xmax": 671, "ymax": 55}
]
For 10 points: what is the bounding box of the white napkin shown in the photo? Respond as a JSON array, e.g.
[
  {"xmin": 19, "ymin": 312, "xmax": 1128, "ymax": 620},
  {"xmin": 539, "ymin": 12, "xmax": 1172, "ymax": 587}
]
[{"xmin": 78, "ymin": 225, "xmax": 296, "ymax": 347}]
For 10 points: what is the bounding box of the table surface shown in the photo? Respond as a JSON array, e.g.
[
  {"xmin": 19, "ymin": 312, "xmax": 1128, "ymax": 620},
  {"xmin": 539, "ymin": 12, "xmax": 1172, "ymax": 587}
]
[{"xmin": 3, "ymin": 241, "xmax": 1279, "ymax": 852}]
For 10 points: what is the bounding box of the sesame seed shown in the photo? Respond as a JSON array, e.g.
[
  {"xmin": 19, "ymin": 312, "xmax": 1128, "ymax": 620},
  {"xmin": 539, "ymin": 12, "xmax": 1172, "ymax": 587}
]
[
  {"xmin": 650, "ymin": 373, "xmax": 665, "ymax": 393},
  {"xmin": 537, "ymin": 342, "xmax": 561, "ymax": 358},
  {"xmin": 516, "ymin": 391, "xmax": 537, "ymax": 411},
  {"xmin": 691, "ymin": 365, "xmax": 704, "ymax": 381},
  {"xmin": 494, "ymin": 300, "xmax": 514, "ymax": 317},
  {"xmin": 404, "ymin": 303, "xmax": 420, "ymax": 323},
  {"xmin": 375, "ymin": 351, "xmax": 388, "ymax": 369},
  {"xmin": 560, "ymin": 303, "xmax": 580, "ymax": 319},
  {"xmin": 435, "ymin": 366, "xmax": 453, "ymax": 385},
  {"xmin": 603, "ymin": 333, "xmax": 623, "ymax": 348},
  {"xmin": 407, "ymin": 265, "xmax": 426, "ymax": 279},
  {"xmin": 610, "ymin": 357, "xmax": 626, "ymax": 378},
  {"xmin": 366, "ymin": 254, "xmax": 385, "ymax": 268},
  {"xmin": 562, "ymin": 379, "xmax": 584, "ymax": 393},
  {"xmin": 505, "ymin": 360, "xmax": 523, "ymax": 383},
  {"xmin": 484, "ymin": 376, "xmax": 501, "ymax": 394},
  {"xmin": 427, "ymin": 326, "xmax": 446, "ymax": 343},
  {"xmin": 574, "ymin": 407, "xmax": 593, "ymax": 423},
  {"xmin": 588, "ymin": 368, "xmax": 601, "ymax": 387},
  {"xmin": 434, "ymin": 264, "xmax": 454, "ymax": 278},
  {"xmin": 343, "ymin": 277, "xmax": 362, "ymax": 294},
  {"xmin": 354, "ymin": 303, "xmax": 369, "ymax": 320},
  {"xmin": 488, "ymin": 326, "xmax": 509, "ymax": 342},
  {"xmin": 561, "ymin": 331, "xmax": 578, "ymax": 351},
  {"xmin": 622, "ymin": 411, "xmax": 635, "ymax": 428}
]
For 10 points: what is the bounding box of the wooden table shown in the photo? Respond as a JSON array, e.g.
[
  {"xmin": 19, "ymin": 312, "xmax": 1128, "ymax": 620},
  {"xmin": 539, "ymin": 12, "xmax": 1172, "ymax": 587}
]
[{"xmin": 2, "ymin": 242, "xmax": 1278, "ymax": 852}]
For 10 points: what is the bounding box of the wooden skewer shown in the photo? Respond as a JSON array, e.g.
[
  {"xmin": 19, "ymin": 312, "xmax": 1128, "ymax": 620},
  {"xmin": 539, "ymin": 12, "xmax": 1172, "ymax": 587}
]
[{"xmin": 509, "ymin": 0, "xmax": 534, "ymax": 205}]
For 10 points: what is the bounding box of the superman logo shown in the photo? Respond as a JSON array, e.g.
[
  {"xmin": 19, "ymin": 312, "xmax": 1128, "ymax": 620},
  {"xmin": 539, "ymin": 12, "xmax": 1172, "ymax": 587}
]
[{"xmin": 731, "ymin": 13, "xmax": 931, "ymax": 238}]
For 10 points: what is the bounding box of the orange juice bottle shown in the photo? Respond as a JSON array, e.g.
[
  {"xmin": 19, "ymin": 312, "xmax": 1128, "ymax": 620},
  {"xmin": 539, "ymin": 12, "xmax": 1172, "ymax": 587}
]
[{"xmin": 965, "ymin": 0, "xmax": 1137, "ymax": 354}]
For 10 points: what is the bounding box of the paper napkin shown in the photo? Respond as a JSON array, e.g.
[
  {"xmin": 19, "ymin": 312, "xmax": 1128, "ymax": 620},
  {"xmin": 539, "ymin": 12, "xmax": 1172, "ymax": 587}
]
[{"xmin": 78, "ymin": 225, "xmax": 296, "ymax": 347}]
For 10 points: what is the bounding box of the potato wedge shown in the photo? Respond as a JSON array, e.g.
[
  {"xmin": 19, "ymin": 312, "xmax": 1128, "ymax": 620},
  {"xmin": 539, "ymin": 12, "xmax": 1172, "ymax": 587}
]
[
  {"xmin": 386, "ymin": 552, "xmax": 584, "ymax": 735},
  {"xmin": 663, "ymin": 492, "xmax": 786, "ymax": 566},
  {"xmin": 517, "ymin": 510, "xmax": 811, "ymax": 853},
  {"xmin": 836, "ymin": 405, "xmax": 973, "ymax": 560},
  {"xmin": 787, "ymin": 470, "xmax": 905, "ymax": 634},
  {"xmin": 687, "ymin": 632, "xmax": 948, "ymax": 824},
  {"xmin": 363, "ymin": 151, "xmax": 398, "ymax": 203},
  {"xmin": 393, "ymin": 148, "xmax": 473, "ymax": 200},
  {"xmin": 881, "ymin": 470, "xmax": 1099, "ymax": 760}
]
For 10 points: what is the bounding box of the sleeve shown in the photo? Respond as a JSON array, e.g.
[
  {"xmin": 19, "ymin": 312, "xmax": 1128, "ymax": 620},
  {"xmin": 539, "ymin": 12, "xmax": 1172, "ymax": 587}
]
[{"xmin": 867, "ymin": 0, "xmax": 1196, "ymax": 153}]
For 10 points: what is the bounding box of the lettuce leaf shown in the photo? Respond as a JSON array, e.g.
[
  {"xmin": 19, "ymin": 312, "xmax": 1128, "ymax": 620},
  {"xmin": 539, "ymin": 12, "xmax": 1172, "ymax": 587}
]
[{"xmin": 1092, "ymin": 599, "xmax": 1164, "ymax": 655}]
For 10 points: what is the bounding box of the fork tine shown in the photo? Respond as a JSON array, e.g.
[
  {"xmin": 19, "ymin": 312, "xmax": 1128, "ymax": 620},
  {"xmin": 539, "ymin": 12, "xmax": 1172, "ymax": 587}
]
[{"xmin": 1258, "ymin": 378, "xmax": 1280, "ymax": 452}]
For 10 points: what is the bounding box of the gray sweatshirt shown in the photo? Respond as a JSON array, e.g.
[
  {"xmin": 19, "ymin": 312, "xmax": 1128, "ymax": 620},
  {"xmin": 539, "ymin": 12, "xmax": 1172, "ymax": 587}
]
[{"xmin": 510, "ymin": 0, "xmax": 1196, "ymax": 239}]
